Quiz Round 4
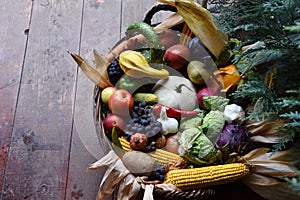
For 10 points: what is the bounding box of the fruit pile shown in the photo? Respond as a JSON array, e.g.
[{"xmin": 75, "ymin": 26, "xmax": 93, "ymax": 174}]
[
  {"xmin": 70, "ymin": 1, "xmax": 299, "ymax": 197},
  {"xmin": 97, "ymin": 20, "xmax": 253, "ymax": 181}
]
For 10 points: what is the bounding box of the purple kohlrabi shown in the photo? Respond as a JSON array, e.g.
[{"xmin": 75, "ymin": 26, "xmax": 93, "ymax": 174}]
[{"xmin": 215, "ymin": 123, "xmax": 251, "ymax": 156}]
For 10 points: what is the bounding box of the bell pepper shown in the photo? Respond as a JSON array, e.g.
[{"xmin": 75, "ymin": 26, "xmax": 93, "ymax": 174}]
[{"xmin": 118, "ymin": 75, "xmax": 137, "ymax": 92}]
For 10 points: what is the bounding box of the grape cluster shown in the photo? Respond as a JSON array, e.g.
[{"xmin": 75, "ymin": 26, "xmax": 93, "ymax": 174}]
[
  {"xmin": 148, "ymin": 166, "xmax": 166, "ymax": 181},
  {"xmin": 107, "ymin": 59, "xmax": 124, "ymax": 85},
  {"xmin": 125, "ymin": 102, "xmax": 162, "ymax": 149}
]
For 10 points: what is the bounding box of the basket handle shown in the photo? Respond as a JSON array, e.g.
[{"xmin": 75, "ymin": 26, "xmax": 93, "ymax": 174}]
[
  {"xmin": 142, "ymin": 1, "xmax": 209, "ymax": 25},
  {"xmin": 143, "ymin": 4, "xmax": 177, "ymax": 25}
]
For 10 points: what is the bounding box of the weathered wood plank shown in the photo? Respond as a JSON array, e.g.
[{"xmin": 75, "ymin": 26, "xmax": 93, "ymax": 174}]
[
  {"xmin": 121, "ymin": 0, "xmax": 174, "ymax": 33},
  {"xmin": 0, "ymin": 0, "xmax": 32, "ymax": 193},
  {"xmin": 1, "ymin": 0, "xmax": 83, "ymax": 199},
  {"xmin": 65, "ymin": 0, "xmax": 122, "ymax": 199},
  {"xmin": 120, "ymin": 0, "xmax": 158, "ymax": 33}
]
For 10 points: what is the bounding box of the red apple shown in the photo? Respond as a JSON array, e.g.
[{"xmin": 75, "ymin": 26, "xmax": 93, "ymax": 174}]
[
  {"xmin": 103, "ymin": 114, "xmax": 126, "ymax": 135},
  {"xmin": 101, "ymin": 87, "xmax": 117, "ymax": 104},
  {"xmin": 164, "ymin": 44, "xmax": 190, "ymax": 70},
  {"xmin": 159, "ymin": 29, "xmax": 180, "ymax": 49},
  {"xmin": 108, "ymin": 89, "xmax": 134, "ymax": 116}
]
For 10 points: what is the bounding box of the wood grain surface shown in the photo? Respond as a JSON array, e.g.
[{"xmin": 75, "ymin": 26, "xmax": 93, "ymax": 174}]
[
  {"xmin": 0, "ymin": 0, "xmax": 32, "ymax": 194},
  {"xmin": 1, "ymin": 0, "xmax": 82, "ymax": 199}
]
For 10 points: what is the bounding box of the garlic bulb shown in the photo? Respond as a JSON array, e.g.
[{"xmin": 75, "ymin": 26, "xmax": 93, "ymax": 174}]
[
  {"xmin": 224, "ymin": 104, "xmax": 245, "ymax": 123},
  {"xmin": 157, "ymin": 106, "xmax": 179, "ymax": 135}
]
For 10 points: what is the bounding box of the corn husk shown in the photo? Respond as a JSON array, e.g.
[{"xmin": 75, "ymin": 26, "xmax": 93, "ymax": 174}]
[
  {"xmin": 156, "ymin": 0, "xmax": 228, "ymax": 57},
  {"xmin": 239, "ymin": 148, "xmax": 299, "ymax": 200},
  {"xmin": 69, "ymin": 52, "xmax": 113, "ymax": 89},
  {"xmin": 245, "ymin": 114, "xmax": 287, "ymax": 143},
  {"xmin": 88, "ymin": 150, "xmax": 141, "ymax": 200},
  {"xmin": 154, "ymin": 12, "xmax": 184, "ymax": 33},
  {"xmin": 241, "ymin": 147, "xmax": 297, "ymax": 179},
  {"xmin": 93, "ymin": 49, "xmax": 110, "ymax": 80},
  {"xmin": 244, "ymin": 181, "xmax": 300, "ymax": 200}
]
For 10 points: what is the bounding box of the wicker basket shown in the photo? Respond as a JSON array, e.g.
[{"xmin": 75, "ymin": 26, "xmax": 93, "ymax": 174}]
[{"xmin": 92, "ymin": 4, "xmax": 269, "ymax": 200}]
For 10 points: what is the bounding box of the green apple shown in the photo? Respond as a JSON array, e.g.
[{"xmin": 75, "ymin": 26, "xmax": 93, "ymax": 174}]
[{"xmin": 101, "ymin": 87, "xmax": 116, "ymax": 104}]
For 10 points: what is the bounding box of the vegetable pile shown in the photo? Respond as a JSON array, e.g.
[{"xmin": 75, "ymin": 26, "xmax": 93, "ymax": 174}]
[{"xmin": 70, "ymin": 1, "xmax": 300, "ymax": 199}]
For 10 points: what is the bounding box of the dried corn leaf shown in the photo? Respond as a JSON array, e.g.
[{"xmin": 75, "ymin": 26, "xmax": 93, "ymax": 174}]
[
  {"xmin": 243, "ymin": 176, "xmax": 300, "ymax": 200},
  {"xmin": 250, "ymin": 149, "xmax": 294, "ymax": 164},
  {"xmin": 240, "ymin": 148, "xmax": 299, "ymax": 200},
  {"xmin": 243, "ymin": 173, "xmax": 280, "ymax": 186},
  {"xmin": 241, "ymin": 148, "xmax": 298, "ymax": 181},
  {"xmin": 252, "ymin": 163, "xmax": 297, "ymax": 177},
  {"xmin": 97, "ymin": 160, "xmax": 131, "ymax": 200},
  {"xmin": 89, "ymin": 150, "xmax": 141, "ymax": 200},
  {"xmin": 250, "ymin": 135, "xmax": 283, "ymax": 143},
  {"xmin": 154, "ymin": 12, "xmax": 184, "ymax": 33},
  {"xmin": 70, "ymin": 52, "xmax": 113, "ymax": 88},
  {"xmin": 93, "ymin": 49, "xmax": 112, "ymax": 83},
  {"xmin": 245, "ymin": 113, "xmax": 288, "ymax": 144},
  {"xmin": 117, "ymin": 174, "xmax": 140, "ymax": 200},
  {"xmin": 157, "ymin": 0, "xmax": 228, "ymax": 57},
  {"xmin": 241, "ymin": 147, "xmax": 270, "ymax": 161},
  {"xmin": 88, "ymin": 150, "xmax": 119, "ymax": 170}
]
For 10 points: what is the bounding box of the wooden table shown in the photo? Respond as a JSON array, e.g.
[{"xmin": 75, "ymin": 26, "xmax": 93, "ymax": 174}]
[
  {"xmin": 0, "ymin": 0, "xmax": 268, "ymax": 199},
  {"xmin": 0, "ymin": 0, "xmax": 174, "ymax": 199}
]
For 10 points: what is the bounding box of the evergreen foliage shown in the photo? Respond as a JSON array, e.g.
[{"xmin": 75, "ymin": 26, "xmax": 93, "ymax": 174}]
[{"xmin": 208, "ymin": 0, "xmax": 300, "ymax": 191}]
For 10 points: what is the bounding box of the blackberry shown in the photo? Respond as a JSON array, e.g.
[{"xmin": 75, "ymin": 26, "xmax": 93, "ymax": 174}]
[{"xmin": 107, "ymin": 59, "xmax": 124, "ymax": 85}]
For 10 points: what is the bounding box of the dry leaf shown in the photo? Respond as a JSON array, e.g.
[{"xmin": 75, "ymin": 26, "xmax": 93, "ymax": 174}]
[
  {"xmin": 243, "ymin": 173, "xmax": 280, "ymax": 186},
  {"xmin": 154, "ymin": 12, "xmax": 184, "ymax": 33},
  {"xmin": 240, "ymin": 147, "xmax": 270, "ymax": 161},
  {"xmin": 69, "ymin": 52, "xmax": 113, "ymax": 88},
  {"xmin": 240, "ymin": 149, "xmax": 299, "ymax": 199},
  {"xmin": 250, "ymin": 135, "xmax": 283, "ymax": 143},
  {"xmin": 246, "ymin": 114, "xmax": 286, "ymax": 137},
  {"xmin": 252, "ymin": 163, "xmax": 297, "ymax": 177},
  {"xmin": 117, "ymin": 174, "xmax": 140, "ymax": 200},
  {"xmin": 214, "ymin": 64, "xmax": 241, "ymax": 92},
  {"xmin": 157, "ymin": 0, "xmax": 228, "ymax": 57},
  {"xmin": 243, "ymin": 178, "xmax": 300, "ymax": 200}
]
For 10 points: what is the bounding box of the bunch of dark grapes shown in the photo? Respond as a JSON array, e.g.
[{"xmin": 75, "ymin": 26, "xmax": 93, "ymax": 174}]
[
  {"xmin": 125, "ymin": 102, "xmax": 162, "ymax": 150},
  {"xmin": 148, "ymin": 166, "xmax": 166, "ymax": 181},
  {"xmin": 107, "ymin": 59, "xmax": 124, "ymax": 85}
]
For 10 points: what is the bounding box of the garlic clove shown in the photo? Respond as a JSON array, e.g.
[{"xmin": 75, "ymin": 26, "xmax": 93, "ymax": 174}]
[{"xmin": 224, "ymin": 104, "xmax": 245, "ymax": 123}]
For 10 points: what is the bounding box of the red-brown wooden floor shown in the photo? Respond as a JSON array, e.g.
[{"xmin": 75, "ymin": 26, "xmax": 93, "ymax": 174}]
[
  {"xmin": 0, "ymin": 0, "xmax": 267, "ymax": 199},
  {"xmin": 0, "ymin": 0, "xmax": 173, "ymax": 199}
]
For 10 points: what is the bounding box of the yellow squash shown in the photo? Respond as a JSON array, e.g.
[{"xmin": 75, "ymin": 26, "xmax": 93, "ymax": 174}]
[{"xmin": 119, "ymin": 50, "xmax": 169, "ymax": 79}]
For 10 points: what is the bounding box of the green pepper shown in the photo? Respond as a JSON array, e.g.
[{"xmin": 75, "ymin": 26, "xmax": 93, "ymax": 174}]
[
  {"xmin": 118, "ymin": 75, "xmax": 155, "ymax": 93},
  {"xmin": 118, "ymin": 75, "xmax": 137, "ymax": 92}
]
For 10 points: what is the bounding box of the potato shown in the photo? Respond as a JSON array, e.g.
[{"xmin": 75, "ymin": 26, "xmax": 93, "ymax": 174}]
[{"xmin": 122, "ymin": 151, "xmax": 155, "ymax": 176}]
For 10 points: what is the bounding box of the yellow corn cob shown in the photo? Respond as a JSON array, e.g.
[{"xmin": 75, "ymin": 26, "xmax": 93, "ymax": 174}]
[
  {"xmin": 119, "ymin": 136, "xmax": 131, "ymax": 151},
  {"xmin": 166, "ymin": 163, "xmax": 250, "ymax": 190},
  {"xmin": 118, "ymin": 137, "xmax": 185, "ymax": 166}
]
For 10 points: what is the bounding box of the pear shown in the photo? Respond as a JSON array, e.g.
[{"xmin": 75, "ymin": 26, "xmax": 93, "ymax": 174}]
[{"xmin": 187, "ymin": 60, "xmax": 210, "ymax": 85}]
